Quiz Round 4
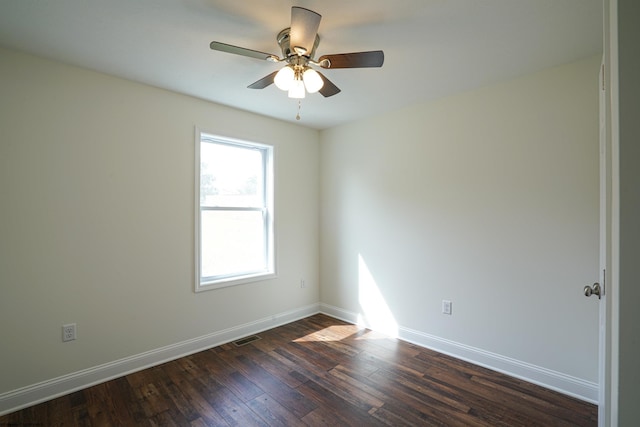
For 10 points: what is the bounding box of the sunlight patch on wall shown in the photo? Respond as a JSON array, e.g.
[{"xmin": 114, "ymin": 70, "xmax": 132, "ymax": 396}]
[{"xmin": 357, "ymin": 254, "xmax": 398, "ymax": 337}]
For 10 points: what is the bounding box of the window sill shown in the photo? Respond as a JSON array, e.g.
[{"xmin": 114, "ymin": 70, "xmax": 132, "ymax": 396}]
[{"xmin": 195, "ymin": 271, "xmax": 277, "ymax": 292}]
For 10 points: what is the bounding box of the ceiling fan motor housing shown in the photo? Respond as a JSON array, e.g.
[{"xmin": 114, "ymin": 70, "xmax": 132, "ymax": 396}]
[{"xmin": 277, "ymin": 28, "xmax": 320, "ymax": 62}]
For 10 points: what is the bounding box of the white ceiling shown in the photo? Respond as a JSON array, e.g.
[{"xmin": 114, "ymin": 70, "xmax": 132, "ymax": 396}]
[{"xmin": 0, "ymin": 0, "xmax": 602, "ymax": 130}]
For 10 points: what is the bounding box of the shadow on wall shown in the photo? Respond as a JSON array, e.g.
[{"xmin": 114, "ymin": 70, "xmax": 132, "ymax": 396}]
[{"xmin": 357, "ymin": 254, "xmax": 398, "ymax": 338}]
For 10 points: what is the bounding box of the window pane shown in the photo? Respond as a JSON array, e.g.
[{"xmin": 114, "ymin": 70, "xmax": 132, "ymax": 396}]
[
  {"xmin": 200, "ymin": 142, "xmax": 263, "ymax": 208},
  {"xmin": 200, "ymin": 210, "xmax": 266, "ymax": 278},
  {"xmin": 196, "ymin": 133, "xmax": 274, "ymax": 291}
]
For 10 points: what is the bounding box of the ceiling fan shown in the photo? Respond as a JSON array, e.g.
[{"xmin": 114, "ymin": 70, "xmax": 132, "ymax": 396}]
[{"xmin": 209, "ymin": 6, "xmax": 384, "ymax": 99}]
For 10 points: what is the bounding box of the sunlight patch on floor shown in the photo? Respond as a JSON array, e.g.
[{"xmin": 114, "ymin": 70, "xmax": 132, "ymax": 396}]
[
  {"xmin": 293, "ymin": 325, "xmax": 364, "ymax": 342},
  {"xmin": 353, "ymin": 329, "xmax": 394, "ymax": 341},
  {"xmin": 293, "ymin": 324, "xmax": 394, "ymax": 343}
]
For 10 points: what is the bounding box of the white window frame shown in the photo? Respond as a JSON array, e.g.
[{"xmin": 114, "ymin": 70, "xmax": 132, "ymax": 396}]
[{"xmin": 195, "ymin": 130, "xmax": 275, "ymax": 292}]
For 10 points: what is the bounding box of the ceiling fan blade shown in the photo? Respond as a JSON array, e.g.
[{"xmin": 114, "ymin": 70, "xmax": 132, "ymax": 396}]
[
  {"xmin": 317, "ymin": 71, "xmax": 341, "ymax": 97},
  {"xmin": 247, "ymin": 71, "xmax": 278, "ymax": 89},
  {"xmin": 290, "ymin": 7, "xmax": 321, "ymax": 56},
  {"xmin": 210, "ymin": 41, "xmax": 276, "ymax": 61},
  {"xmin": 318, "ymin": 51, "xmax": 384, "ymax": 68}
]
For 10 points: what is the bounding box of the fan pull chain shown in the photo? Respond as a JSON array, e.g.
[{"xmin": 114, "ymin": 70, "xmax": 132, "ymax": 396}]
[{"xmin": 296, "ymin": 101, "xmax": 301, "ymax": 121}]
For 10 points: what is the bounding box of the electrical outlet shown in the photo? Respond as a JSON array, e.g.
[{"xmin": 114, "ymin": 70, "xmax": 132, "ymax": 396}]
[
  {"xmin": 62, "ymin": 323, "xmax": 76, "ymax": 342},
  {"xmin": 442, "ymin": 300, "xmax": 452, "ymax": 315}
]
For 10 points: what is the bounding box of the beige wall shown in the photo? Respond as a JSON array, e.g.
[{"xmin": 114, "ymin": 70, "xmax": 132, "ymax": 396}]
[
  {"xmin": 320, "ymin": 56, "xmax": 601, "ymax": 395},
  {"xmin": 0, "ymin": 44, "xmax": 604, "ymax": 411},
  {"xmin": 0, "ymin": 47, "xmax": 320, "ymax": 396},
  {"xmin": 616, "ymin": 0, "xmax": 640, "ymax": 423}
]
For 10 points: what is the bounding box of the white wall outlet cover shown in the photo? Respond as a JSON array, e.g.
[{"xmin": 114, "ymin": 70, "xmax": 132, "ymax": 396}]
[
  {"xmin": 442, "ymin": 300, "xmax": 452, "ymax": 315},
  {"xmin": 62, "ymin": 323, "xmax": 76, "ymax": 342}
]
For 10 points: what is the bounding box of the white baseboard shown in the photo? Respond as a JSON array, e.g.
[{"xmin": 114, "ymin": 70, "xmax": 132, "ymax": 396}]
[
  {"xmin": 0, "ymin": 303, "xmax": 320, "ymax": 416},
  {"xmin": 1, "ymin": 302, "xmax": 597, "ymax": 416},
  {"xmin": 319, "ymin": 303, "xmax": 598, "ymax": 404}
]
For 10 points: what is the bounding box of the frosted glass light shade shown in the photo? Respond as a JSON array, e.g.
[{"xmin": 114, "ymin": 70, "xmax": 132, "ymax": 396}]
[
  {"xmin": 288, "ymin": 79, "xmax": 306, "ymax": 98},
  {"xmin": 302, "ymin": 68, "xmax": 324, "ymax": 93},
  {"xmin": 274, "ymin": 66, "xmax": 294, "ymax": 90}
]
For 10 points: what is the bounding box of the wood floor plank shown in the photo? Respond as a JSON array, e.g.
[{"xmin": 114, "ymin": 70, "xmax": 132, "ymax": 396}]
[
  {"xmin": 196, "ymin": 351, "xmax": 265, "ymax": 402},
  {"xmin": 373, "ymin": 366, "xmax": 473, "ymax": 414},
  {"xmin": 162, "ymin": 361, "xmax": 231, "ymax": 426},
  {"xmin": 328, "ymin": 366, "xmax": 387, "ymax": 405},
  {"xmin": 370, "ymin": 401, "xmax": 450, "ymax": 427},
  {"xmin": 295, "ymin": 378, "xmax": 387, "ymax": 427},
  {"xmin": 246, "ymin": 393, "xmax": 307, "ymax": 427},
  {"xmin": 246, "ymin": 347, "xmax": 307, "ymax": 390},
  {"xmin": 195, "ymin": 379, "xmax": 266, "ymax": 427},
  {"xmin": 300, "ymin": 406, "xmax": 350, "ymax": 426},
  {"xmin": 216, "ymin": 351, "xmax": 318, "ymax": 419},
  {"xmin": 0, "ymin": 314, "xmax": 597, "ymax": 426}
]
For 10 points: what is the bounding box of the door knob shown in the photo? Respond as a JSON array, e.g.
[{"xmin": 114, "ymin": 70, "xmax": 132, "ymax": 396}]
[{"xmin": 584, "ymin": 282, "xmax": 601, "ymax": 299}]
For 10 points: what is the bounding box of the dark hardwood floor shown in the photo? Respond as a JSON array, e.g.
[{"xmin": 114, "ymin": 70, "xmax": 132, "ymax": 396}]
[{"xmin": 0, "ymin": 314, "xmax": 597, "ymax": 426}]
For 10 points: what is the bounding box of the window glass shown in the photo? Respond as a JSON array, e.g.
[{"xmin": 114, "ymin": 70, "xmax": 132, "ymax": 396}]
[{"xmin": 196, "ymin": 132, "xmax": 275, "ymax": 291}]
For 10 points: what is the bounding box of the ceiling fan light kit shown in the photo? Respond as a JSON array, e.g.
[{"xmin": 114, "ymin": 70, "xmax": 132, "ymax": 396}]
[
  {"xmin": 274, "ymin": 65, "xmax": 324, "ymax": 98},
  {"xmin": 274, "ymin": 66, "xmax": 294, "ymax": 90},
  {"xmin": 302, "ymin": 68, "xmax": 323, "ymax": 94},
  {"xmin": 209, "ymin": 6, "xmax": 384, "ymax": 104},
  {"xmin": 289, "ymin": 77, "xmax": 306, "ymax": 99}
]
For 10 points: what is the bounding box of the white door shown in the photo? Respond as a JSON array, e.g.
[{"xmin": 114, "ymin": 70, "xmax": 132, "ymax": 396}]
[{"xmin": 596, "ymin": 58, "xmax": 611, "ymax": 427}]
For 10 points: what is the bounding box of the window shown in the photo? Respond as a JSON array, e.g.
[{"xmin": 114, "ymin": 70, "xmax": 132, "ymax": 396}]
[{"xmin": 195, "ymin": 131, "xmax": 275, "ymax": 291}]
